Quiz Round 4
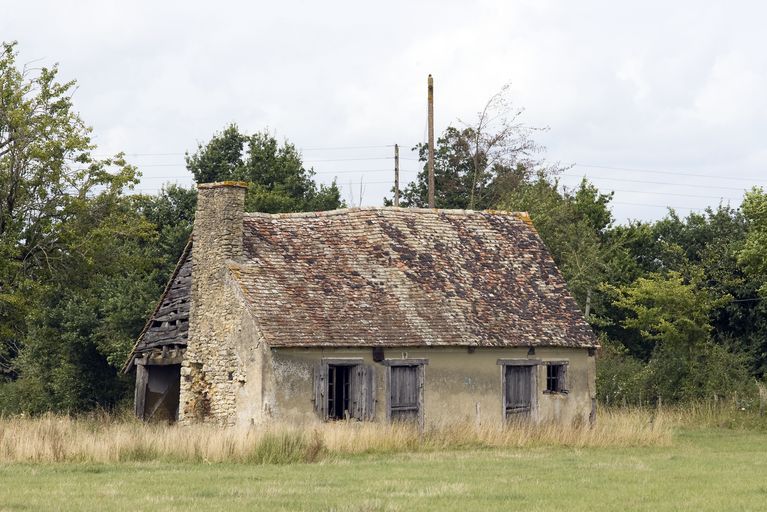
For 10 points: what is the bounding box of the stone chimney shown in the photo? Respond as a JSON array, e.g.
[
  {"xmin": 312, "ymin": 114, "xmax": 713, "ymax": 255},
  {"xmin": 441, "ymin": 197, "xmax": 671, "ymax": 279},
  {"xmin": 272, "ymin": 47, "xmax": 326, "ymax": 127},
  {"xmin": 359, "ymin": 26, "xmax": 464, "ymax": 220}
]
[
  {"xmin": 180, "ymin": 181, "xmax": 248, "ymax": 424},
  {"xmin": 192, "ymin": 181, "xmax": 248, "ymax": 270}
]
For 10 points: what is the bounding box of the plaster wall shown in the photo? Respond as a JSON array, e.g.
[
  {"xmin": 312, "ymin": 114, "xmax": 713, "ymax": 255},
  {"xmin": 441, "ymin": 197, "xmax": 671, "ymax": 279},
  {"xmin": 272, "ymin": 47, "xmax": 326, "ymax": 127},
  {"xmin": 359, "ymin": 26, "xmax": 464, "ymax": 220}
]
[{"xmin": 242, "ymin": 346, "xmax": 595, "ymax": 428}]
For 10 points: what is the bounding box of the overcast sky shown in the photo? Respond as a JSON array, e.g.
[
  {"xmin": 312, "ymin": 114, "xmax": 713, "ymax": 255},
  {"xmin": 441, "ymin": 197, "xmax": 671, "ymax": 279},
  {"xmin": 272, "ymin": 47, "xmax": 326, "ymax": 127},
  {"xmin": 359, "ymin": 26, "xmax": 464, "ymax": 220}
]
[{"xmin": 4, "ymin": 0, "xmax": 766, "ymax": 222}]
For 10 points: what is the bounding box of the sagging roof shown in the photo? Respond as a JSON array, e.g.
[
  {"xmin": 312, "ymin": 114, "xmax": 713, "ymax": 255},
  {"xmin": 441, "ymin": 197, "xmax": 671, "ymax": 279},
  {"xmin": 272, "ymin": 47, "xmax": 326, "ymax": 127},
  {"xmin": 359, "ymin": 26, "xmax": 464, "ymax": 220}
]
[
  {"xmin": 123, "ymin": 240, "xmax": 192, "ymax": 372},
  {"xmin": 229, "ymin": 207, "xmax": 597, "ymax": 349}
]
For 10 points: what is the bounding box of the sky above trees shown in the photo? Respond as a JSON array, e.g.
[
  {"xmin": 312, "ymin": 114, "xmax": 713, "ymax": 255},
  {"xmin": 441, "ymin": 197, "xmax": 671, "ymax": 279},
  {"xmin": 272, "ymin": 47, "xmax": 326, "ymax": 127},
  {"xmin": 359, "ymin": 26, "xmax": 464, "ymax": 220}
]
[{"xmin": 3, "ymin": 0, "xmax": 766, "ymax": 222}]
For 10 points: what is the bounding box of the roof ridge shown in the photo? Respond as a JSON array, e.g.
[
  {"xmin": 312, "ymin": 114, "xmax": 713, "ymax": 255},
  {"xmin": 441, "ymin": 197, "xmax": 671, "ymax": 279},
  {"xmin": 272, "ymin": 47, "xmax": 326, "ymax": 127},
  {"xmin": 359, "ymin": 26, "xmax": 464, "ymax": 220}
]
[{"xmin": 243, "ymin": 207, "xmax": 531, "ymax": 220}]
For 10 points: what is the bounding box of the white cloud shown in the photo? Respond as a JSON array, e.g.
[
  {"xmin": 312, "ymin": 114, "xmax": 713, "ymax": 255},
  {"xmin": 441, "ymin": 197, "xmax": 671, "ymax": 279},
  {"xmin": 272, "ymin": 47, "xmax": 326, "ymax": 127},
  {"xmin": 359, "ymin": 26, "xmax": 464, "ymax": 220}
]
[{"xmin": 2, "ymin": 0, "xmax": 766, "ymax": 220}]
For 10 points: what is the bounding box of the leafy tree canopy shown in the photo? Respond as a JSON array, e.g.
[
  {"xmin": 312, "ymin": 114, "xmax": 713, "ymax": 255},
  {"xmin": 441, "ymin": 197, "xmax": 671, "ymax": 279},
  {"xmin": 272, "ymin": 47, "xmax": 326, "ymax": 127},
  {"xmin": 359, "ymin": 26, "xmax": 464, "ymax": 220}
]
[
  {"xmin": 185, "ymin": 124, "xmax": 343, "ymax": 213},
  {"xmin": 0, "ymin": 41, "xmax": 137, "ymax": 385}
]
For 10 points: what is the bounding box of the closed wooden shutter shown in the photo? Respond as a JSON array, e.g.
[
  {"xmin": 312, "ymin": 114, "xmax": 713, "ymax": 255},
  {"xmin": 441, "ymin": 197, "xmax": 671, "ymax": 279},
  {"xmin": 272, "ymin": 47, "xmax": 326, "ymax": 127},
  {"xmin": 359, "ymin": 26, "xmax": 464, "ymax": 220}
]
[
  {"xmin": 505, "ymin": 365, "xmax": 532, "ymax": 417},
  {"xmin": 558, "ymin": 364, "xmax": 569, "ymax": 393},
  {"xmin": 352, "ymin": 364, "xmax": 375, "ymax": 421},
  {"xmin": 313, "ymin": 363, "xmax": 328, "ymax": 420},
  {"xmin": 390, "ymin": 365, "xmax": 419, "ymax": 422}
]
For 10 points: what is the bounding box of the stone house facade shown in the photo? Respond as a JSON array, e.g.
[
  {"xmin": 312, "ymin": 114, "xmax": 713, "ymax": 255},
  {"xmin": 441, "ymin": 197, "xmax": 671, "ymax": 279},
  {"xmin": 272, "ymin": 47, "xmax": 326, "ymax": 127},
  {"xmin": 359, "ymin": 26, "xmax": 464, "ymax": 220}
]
[{"xmin": 124, "ymin": 181, "xmax": 599, "ymax": 427}]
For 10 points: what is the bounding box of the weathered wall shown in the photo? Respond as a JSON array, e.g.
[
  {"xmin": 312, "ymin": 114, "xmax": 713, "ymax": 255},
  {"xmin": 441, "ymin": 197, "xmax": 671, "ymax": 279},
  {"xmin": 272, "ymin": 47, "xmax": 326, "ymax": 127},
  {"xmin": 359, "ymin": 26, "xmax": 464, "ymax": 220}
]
[
  {"xmin": 179, "ymin": 182, "xmax": 251, "ymax": 425},
  {"xmin": 243, "ymin": 346, "xmax": 595, "ymax": 428}
]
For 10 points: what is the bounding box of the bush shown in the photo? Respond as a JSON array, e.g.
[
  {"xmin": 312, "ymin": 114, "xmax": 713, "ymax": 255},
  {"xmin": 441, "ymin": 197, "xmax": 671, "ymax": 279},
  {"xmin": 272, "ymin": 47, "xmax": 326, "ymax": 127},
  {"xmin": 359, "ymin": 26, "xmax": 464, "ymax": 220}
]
[
  {"xmin": 597, "ymin": 338, "xmax": 758, "ymax": 407},
  {"xmin": 596, "ymin": 342, "xmax": 647, "ymax": 406}
]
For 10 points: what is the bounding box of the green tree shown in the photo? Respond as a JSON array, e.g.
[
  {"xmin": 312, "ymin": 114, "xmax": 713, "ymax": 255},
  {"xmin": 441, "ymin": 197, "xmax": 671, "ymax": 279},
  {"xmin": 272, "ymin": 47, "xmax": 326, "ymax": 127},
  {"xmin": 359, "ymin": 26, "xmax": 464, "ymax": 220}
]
[
  {"xmin": 611, "ymin": 272, "xmax": 753, "ymax": 402},
  {"xmin": 185, "ymin": 125, "xmax": 343, "ymax": 213},
  {"xmin": 0, "ymin": 41, "xmax": 137, "ymax": 383},
  {"xmin": 739, "ymin": 187, "xmax": 767, "ymax": 291},
  {"xmin": 134, "ymin": 184, "xmax": 197, "ymax": 278},
  {"xmin": 7, "ymin": 193, "xmax": 160, "ymax": 412}
]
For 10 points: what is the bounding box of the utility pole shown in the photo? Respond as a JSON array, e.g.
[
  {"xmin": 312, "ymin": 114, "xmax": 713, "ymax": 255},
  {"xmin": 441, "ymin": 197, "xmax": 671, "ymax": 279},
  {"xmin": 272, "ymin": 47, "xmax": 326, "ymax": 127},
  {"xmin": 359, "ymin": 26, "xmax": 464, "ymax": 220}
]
[
  {"xmin": 394, "ymin": 144, "xmax": 400, "ymax": 207},
  {"xmin": 427, "ymin": 74, "xmax": 435, "ymax": 208}
]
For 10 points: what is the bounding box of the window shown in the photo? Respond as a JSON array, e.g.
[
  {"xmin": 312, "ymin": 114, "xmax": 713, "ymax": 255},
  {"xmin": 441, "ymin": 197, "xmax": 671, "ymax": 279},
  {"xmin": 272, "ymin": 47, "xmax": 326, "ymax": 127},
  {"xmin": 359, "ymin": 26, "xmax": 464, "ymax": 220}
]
[
  {"xmin": 313, "ymin": 360, "xmax": 375, "ymax": 421},
  {"xmin": 327, "ymin": 365, "xmax": 352, "ymax": 420},
  {"xmin": 545, "ymin": 363, "xmax": 568, "ymax": 393}
]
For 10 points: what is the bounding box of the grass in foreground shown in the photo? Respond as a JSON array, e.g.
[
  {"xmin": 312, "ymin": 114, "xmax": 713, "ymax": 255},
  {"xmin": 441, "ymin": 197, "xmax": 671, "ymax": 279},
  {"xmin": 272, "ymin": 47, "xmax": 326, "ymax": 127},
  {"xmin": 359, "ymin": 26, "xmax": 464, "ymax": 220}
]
[
  {"xmin": 0, "ymin": 408, "xmax": 672, "ymax": 464},
  {"xmin": 0, "ymin": 428, "xmax": 765, "ymax": 511}
]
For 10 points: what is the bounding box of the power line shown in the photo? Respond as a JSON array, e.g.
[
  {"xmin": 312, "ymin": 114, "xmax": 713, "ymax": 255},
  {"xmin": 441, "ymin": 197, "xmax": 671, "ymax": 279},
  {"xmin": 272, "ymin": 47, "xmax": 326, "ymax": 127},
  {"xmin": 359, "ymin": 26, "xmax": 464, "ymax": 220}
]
[
  {"xmin": 300, "ymin": 144, "xmax": 395, "ymax": 151},
  {"xmin": 122, "ymin": 187, "xmax": 713, "ymax": 213},
  {"xmin": 575, "ymin": 163, "xmax": 767, "ymax": 184},
  {"xmin": 303, "ymin": 157, "xmax": 395, "ymax": 162},
  {"xmin": 86, "ymin": 144, "xmax": 411, "ymax": 158},
  {"xmin": 596, "ymin": 188, "xmax": 739, "ymax": 201},
  {"xmin": 610, "ymin": 201, "xmax": 704, "ymax": 211},
  {"xmin": 135, "ymin": 169, "xmax": 420, "ymax": 179},
  {"xmin": 563, "ymin": 173, "xmax": 749, "ymax": 192},
  {"xmin": 103, "ymin": 157, "xmax": 398, "ymax": 167}
]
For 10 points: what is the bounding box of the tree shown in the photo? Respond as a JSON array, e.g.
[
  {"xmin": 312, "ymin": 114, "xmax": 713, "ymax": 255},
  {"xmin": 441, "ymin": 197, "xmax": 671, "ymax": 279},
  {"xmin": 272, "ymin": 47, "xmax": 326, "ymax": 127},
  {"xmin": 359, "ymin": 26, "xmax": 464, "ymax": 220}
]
[
  {"xmin": 0, "ymin": 41, "xmax": 137, "ymax": 383},
  {"xmin": 614, "ymin": 272, "xmax": 714, "ymax": 354},
  {"xmin": 134, "ymin": 184, "xmax": 197, "ymax": 278},
  {"xmin": 610, "ymin": 272, "xmax": 753, "ymax": 402},
  {"xmin": 185, "ymin": 125, "xmax": 343, "ymax": 213},
  {"xmin": 8, "ymin": 193, "xmax": 160, "ymax": 412},
  {"xmin": 500, "ymin": 176, "xmax": 618, "ymax": 316},
  {"xmin": 397, "ymin": 85, "xmax": 551, "ymax": 210},
  {"xmin": 739, "ymin": 187, "xmax": 767, "ymax": 292}
]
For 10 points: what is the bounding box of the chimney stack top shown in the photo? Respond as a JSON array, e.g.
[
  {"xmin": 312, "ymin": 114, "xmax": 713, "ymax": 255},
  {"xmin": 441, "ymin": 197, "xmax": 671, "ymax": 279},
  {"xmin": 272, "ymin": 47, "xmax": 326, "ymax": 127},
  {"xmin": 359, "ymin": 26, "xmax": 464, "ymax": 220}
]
[{"xmin": 197, "ymin": 181, "xmax": 249, "ymax": 190}]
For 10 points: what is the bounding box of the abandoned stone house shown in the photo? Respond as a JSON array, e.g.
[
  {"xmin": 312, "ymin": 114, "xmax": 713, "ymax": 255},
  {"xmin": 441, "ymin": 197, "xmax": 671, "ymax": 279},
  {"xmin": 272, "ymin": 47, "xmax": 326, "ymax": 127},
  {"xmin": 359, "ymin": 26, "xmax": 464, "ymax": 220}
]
[{"xmin": 124, "ymin": 181, "xmax": 599, "ymax": 427}]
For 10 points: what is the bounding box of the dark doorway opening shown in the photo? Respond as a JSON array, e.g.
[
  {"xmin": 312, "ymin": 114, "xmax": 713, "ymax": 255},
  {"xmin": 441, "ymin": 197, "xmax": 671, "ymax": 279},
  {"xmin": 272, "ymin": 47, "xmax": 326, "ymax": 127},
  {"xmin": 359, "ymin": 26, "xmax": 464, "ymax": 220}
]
[
  {"xmin": 144, "ymin": 364, "xmax": 181, "ymax": 423},
  {"xmin": 328, "ymin": 365, "xmax": 352, "ymax": 420}
]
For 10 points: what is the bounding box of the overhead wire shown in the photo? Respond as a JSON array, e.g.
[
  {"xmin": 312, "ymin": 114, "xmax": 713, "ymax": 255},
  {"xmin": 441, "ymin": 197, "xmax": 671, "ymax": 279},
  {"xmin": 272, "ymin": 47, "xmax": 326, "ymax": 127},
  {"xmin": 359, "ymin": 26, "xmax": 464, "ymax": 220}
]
[
  {"xmin": 562, "ymin": 173, "xmax": 749, "ymax": 192},
  {"xmin": 575, "ymin": 163, "xmax": 767, "ymax": 184},
  {"xmin": 74, "ymin": 146, "xmax": 764, "ymax": 213}
]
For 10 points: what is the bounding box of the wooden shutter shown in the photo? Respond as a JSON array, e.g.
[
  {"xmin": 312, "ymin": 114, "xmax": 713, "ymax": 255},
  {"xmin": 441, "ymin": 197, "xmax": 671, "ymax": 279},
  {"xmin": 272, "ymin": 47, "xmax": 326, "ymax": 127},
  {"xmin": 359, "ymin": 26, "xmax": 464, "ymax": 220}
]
[
  {"xmin": 390, "ymin": 365, "xmax": 419, "ymax": 422},
  {"xmin": 313, "ymin": 363, "xmax": 328, "ymax": 420},
  {"xmin": 558, "ymin": 364, "xmax": 569, "ymax": 393},
  {"xmin": 505, "ymin": 365, "xmax": 532, "ymax": 416},
  {"xmin": 366, "ymin": 365, "xmax": 376, "ymax": 420},
  {"xmin": 351, "ymin": 364, "xmax": 376, "ymax": 421}
]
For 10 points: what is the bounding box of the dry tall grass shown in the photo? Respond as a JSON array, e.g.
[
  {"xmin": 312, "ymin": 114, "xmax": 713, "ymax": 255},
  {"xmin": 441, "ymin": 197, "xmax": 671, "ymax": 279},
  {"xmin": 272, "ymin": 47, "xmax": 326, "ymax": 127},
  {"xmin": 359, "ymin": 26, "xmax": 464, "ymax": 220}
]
[{"xmin": 0, "ymin": 408, "xmax": 674, "ymax": 464}]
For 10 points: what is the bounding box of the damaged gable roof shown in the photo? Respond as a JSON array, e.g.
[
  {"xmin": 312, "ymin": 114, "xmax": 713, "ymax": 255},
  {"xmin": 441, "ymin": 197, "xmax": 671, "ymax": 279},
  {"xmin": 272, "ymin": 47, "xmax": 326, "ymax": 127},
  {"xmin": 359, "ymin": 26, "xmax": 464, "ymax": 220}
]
[
  {"xmin": 229, "ymin": 207, "xmax": 598, "ymax": 349},
  {"xmin": 123, "ymin": 240, "xmax": 192, "ymax": 372}
]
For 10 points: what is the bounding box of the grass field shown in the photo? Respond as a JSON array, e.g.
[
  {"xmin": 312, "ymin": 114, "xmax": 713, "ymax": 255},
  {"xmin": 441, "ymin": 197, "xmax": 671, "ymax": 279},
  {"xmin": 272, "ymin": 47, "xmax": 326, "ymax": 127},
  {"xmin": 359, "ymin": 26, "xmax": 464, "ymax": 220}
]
[
  {"xmin": 0, "ymin": 407, "xmax": 765, "ymax": 511},
  {"xmin": 0, "ymin": 428, "xmax": 766, "ymax": 511}
]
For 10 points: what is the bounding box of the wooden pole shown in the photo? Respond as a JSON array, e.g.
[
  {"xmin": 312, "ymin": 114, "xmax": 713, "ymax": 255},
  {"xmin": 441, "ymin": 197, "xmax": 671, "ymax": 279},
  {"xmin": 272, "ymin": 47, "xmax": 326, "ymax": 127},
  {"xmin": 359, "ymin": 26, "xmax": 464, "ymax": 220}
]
[
  {"xmin": 134, "ymin": 362, "xmax": 148, "ymax": 421},
  {"xmin": 427, "ymin": 74, "xmax": 435, "ymax": 209},
  {"xmin": 394, "ymin": 144, "xmax": 400, "ymax": 207}
]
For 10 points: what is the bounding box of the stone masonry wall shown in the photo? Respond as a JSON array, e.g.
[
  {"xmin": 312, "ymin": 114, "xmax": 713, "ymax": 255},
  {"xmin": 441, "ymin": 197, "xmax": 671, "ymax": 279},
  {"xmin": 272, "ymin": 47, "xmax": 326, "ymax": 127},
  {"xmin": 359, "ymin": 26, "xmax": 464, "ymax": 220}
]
[{"xmin": 179, "ymin": 182, "xmax": 248, "ymax": 425}]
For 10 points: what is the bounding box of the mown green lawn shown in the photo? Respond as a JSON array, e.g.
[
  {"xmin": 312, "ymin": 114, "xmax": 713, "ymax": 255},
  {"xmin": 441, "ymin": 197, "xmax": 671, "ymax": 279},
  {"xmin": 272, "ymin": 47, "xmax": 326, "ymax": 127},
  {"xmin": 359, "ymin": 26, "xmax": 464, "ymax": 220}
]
[{"xmin": 1, "ymin": 429, "xmax": 765, "ymax": 512}]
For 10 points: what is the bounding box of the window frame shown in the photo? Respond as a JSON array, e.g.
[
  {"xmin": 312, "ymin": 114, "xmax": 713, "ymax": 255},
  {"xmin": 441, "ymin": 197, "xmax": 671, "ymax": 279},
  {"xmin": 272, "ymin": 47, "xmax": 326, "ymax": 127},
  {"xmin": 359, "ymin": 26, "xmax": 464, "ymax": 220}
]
[
  {"xmin": 314, "ymin": 358, "xmax": 375, "ymax": 422},
  {"xmin": 543, "ymin": 360, "xmax": 569, "ymax": 395}
]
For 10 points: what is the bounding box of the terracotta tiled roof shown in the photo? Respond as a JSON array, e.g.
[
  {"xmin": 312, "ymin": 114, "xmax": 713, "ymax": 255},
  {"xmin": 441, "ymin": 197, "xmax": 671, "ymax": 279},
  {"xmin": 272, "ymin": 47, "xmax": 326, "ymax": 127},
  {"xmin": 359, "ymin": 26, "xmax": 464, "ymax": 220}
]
[{"xmin": 230, "ymin": 207, "xmax": 597, "ymax": 348}]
